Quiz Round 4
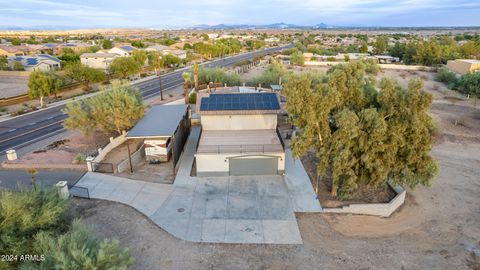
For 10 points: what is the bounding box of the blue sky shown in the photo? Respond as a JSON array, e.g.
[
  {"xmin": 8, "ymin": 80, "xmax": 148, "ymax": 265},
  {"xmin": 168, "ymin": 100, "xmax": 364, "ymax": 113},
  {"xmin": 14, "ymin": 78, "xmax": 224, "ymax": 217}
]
[{"xmin": 1, "ymin": 0, "xmax": 480, "ymax": 28}]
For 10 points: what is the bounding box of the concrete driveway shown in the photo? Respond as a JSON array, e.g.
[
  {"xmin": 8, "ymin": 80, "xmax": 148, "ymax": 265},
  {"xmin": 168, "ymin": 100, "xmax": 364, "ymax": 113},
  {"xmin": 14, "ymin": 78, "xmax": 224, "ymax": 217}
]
[{"xmin": 75, "ymin": 172, "xmax": 302, "ymax": 244}]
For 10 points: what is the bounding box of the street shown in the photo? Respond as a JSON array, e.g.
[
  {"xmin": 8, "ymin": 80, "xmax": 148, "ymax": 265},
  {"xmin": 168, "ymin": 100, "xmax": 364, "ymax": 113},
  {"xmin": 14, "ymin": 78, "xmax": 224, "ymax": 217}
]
[{"xmin": 0, "ymin": 45, "xmax": 292, "ymax": 155}]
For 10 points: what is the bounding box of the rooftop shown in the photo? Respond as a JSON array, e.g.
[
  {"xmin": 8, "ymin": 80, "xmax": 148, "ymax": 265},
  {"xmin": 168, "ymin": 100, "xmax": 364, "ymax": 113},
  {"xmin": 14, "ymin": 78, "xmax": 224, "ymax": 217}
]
[
  {"xmin": 81, "ymin": 53, "xmax": 119, "ymax": 58},
  {"xmin": 196, "ymin": 129, "xmax": 284, "ymax": 154},
  {"xmin": 127, "ymin": 105, "xmax": 189, "ymax": 138}
]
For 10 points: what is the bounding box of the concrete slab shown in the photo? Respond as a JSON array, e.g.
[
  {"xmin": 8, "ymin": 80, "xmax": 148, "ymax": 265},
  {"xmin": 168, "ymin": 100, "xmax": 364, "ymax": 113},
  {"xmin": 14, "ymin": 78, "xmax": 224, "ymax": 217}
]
[
  {"xmin": 152, "ymin": 195, "xmax": 193, "ymax": 219},
  {"xmin": 259, "ymin": 195, "xmax": 296, "ymax": 220},
  {"xmin": 284, "ymin": 148, "xmax": 322, "ymax": 213},
  {"xmin": 227, "ymin": 193, "xmax": 259, "ymax": 219},
  {"xmin": 262, "ymin": 220, "xmax": 303, "ymax": 245},
  {"xmin": 186, "ymin": 219, "xmax": 203, "ymax": 242},
  {"xmin": 201, "ymin": 219, "xmax": 226, "ymax": 243},
  {"xmin": 205, "ymin": 194, "xmax": 227, "ymax": 219},
  {"xmin": 225, "ymin": 219, "xmax": 264, "ymax": 244},
  {"xmin": 228, "ymin": 176, "xmax": 259, "ymax": 195},
  {"xmin": 107, "ymin": 180, "xmax": 145, "ymax": 204},
  {"xmin": 155, "ymin": 218, "xmax": 189, "ymax": 240}
]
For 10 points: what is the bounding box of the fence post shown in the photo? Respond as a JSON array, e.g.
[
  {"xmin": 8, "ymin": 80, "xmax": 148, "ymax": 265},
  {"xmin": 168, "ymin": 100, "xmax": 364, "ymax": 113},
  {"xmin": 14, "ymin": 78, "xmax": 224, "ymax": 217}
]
[
  {"xmin": 86, "ymin": 156, "xmax": 94, "ymax": 172},
  {"xmin": 55, "ymin": 181, "xmax": 70, "ymax": 199}
]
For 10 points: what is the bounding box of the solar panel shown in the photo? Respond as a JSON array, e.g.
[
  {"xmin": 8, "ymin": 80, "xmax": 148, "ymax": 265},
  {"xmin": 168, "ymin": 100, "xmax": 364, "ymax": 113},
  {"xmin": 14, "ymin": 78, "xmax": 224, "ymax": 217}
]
[{"xmin": 200, "ymin": 93, "xmax": 279, "ymax": 111}]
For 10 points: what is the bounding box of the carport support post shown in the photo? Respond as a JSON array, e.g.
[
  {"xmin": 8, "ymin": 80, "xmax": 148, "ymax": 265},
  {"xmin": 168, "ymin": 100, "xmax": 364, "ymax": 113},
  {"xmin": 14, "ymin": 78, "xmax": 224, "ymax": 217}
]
[
  {"xmin": 171, "ymin": 135, "xmax": 176, "ymax": 177},
  {"xmin": 127, "ymin": 140, "xmax": 133, "ymax": 173}
]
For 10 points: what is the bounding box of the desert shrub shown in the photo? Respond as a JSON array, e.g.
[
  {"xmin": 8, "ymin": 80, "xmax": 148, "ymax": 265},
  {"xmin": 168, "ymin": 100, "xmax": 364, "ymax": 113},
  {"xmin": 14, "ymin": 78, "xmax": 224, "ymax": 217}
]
[
  {"xmin": 435, "ymin": 67, "xmax": 457, "ymax": 83},
  {"xmin": 455, "ymin": 72, "xmax": 480, "ymax": 97},
  {"xmin": 73, "ymin": 153, "xmax": 86, "ymax": 164},
  {"xmin": 22, "ymin": 220, "xmax": 134, "ymax": 270},
  {"xmin": 197, "ymin": 67, "xmax": 242, "ymax": 86},
  {"xmin": 0, "ymin": 189, "xmax": 70, "ymax": 269}
]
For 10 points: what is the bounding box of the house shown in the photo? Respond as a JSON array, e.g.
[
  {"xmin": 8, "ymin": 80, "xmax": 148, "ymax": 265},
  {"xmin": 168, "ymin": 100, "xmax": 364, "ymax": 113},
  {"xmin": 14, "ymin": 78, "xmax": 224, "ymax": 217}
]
[
  {"xmin": 126, "ymin": 105, "xmax": 190, "ymax": 172},
  {"xmin": 145, "ymin": 45, "xmax": 187, "ymax": 59},
  {"xmin": 446, "ymin": 59, "xmax": 480, "ymax": 75},
  {"xmin": 80, "ymin": 53, "xmax": 119, "ymax": 69},
  {"xmin": 195, "ymin": 92, "xmax": 285, "ymax": 176},
  {"xmin": 108, "ymin": 45, "xmax": 135, "ymax": 56},
  {"xmin": 7, "ymin": 54, "xmax": 61, "ymax": 71},
  {"xmin": 57, "ymin": 42, "xmax": 94, "ymax": 54},
  {"xmin": 373, "ymin": 55, "xmax": 400, "ymax": 64},
  {"xmin": 0, "ymin": 45, "xmax": 31, "ymax": 56}
]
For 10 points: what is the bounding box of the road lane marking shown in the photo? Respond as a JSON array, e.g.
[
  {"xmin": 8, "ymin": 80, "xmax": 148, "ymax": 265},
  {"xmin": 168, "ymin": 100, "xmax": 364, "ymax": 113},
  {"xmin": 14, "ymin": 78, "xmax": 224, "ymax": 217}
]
[{"xmin": 0, "ymin": 119, "xmax": 64, "ymax": 145}]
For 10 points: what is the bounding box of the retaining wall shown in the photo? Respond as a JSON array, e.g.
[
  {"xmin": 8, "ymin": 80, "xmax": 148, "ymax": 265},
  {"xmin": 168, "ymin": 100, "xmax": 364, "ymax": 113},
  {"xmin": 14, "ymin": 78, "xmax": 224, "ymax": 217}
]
[
  {"xmin": 304, "ymin": 61, "xmax": 436, "ymax": 72},
  {"xmin": 92, "ymin": 132, "xmax": 127, "ymax": 163},
  {"xmin": 322, "ymin": 185, "xmax": 406, "ymax": 217}
]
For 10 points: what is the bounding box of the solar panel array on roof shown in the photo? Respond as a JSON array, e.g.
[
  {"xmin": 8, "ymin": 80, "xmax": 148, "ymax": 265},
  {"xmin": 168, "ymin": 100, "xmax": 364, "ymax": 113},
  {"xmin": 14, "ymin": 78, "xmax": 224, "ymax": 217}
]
[
  {"xmin": 26, "ymin": 58, "xmax": 38, "ymax": 65},
  {"xmin": 200, "ymin": 93, "xmax": 280, "ymax": 111}
]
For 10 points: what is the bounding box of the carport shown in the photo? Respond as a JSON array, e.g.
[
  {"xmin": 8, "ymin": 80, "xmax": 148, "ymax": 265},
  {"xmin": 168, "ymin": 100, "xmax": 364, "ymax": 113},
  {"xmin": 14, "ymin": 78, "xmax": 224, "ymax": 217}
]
[{"xmin": 126, "ymin": 105, "xmax": 191, "ymax": 175}]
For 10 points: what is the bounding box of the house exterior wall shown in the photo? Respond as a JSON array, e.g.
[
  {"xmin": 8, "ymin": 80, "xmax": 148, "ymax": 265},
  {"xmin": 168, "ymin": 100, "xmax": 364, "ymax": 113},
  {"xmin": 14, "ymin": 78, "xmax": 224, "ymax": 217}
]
[
  {"xmin": 108, "ymin": 47, "xmax": 131, "ymax": 56},
  {"xmin": 81, "ymin": 56, "xmax": 114, "ymax": 69},
  {"xmin": 195, "ymin": 153, "xmax": 285, "ymax": 176},
  {"xmin": 447, "ymin": 60, "xmax": 480, "ymax": 75},
  {"xmin": 201, "ymin": 114, "xmax": 277, "ymax": 130}
]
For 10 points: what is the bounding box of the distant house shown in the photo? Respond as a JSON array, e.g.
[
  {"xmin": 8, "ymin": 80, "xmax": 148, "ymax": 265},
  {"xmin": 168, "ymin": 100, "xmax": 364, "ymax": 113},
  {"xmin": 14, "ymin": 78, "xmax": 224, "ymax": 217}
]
[
  {"xmin": 0, "ymin": 45, "xmax": 32, "ymax": 56},
  {"xmin": 57, "ymin": 42, "xmax": 94, "ymax": 54},
  {"xmin": 145, "ymin": 45, "xmax": 187, "ymax": 59},
  {"xmin": 108, "ymin": 45, "xmax": 135, "ymax": 56},
  {"xmin": 7, "ymin": 54, "xmax": 61, "ymax": 71},
  {"xmin": 80, "ymin": 53, "xmax": 119, "ymax": 69},
  {"xmin": 446, "ymin": 59, "xmax": 480, "ymax": 75},
  {"xmin": 195, "ymin": 92, "xmax": 285, "ymax": 176},
  {"xmin": 373, "ymin": 55, "xmax": 400, "ymax": 64}
]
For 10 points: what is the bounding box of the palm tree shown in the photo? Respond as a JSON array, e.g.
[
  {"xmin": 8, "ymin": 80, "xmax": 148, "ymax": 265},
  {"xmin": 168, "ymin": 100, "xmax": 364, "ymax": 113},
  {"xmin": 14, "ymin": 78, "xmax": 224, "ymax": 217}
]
[
  {"xmin": 193, "ymin": 63, "xmax": 199, "ymax": 90},
  {"xmin": 182, "ymin": 72, "xmax": 191, "ymax": 104}
]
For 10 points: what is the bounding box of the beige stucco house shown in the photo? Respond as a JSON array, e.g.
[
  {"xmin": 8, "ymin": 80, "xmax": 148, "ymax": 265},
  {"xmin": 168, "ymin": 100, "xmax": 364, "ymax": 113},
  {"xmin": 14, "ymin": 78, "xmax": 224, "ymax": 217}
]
[
  {"xmin": 446, "ymin": 59, "xmax": 480, "ymax": 75},
  {"xmin": 80, "ymin": 53, "xmax": 119, "ymax": 69},
  {"xmin": 195, "ymin": 92, "xmax": 285, "ymax": 176}
]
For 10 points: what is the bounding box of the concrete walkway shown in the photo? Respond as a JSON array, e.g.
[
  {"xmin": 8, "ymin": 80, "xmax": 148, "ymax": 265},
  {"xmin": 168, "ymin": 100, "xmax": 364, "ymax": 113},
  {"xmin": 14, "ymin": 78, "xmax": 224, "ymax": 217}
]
[
  {"xmin": 284, "ymin": 147, "xmax": 323, "ymax": 212},
  {"xmin": 76, "ymin": 172, "xmax": 302, "ymax": 244}
]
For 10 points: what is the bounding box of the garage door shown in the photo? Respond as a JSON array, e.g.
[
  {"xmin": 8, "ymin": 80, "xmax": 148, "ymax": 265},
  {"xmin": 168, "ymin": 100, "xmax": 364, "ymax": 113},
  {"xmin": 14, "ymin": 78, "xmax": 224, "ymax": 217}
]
[{"xmin": 229, "ymin": 156, "xmax": 278, "ymax": 176}]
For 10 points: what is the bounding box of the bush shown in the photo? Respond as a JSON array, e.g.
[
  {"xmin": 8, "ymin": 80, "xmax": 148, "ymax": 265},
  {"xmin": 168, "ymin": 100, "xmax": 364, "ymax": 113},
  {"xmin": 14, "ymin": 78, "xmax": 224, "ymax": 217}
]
[
  {"xmin": 188, "ymin": 92, "xmax": 197, "ymax": 104},
  {"xmin": 197, "ymin": 67, "xmax": 242, "ymax": 86},
  {"xmin": 24, "ymin": 220, "xmax": 134, "ymax": 270},
  {"xmin": 0, "ymin": 189, "xmax": 70, "ymax": 268},
  {"xmin": 73, "ymin": 153, "xmax": 86, "ymax": 164},
  {"xmin": 435, "ymin": 68, "xmax": 457, "ymax": 83},
  {"xmin": 455, "ymin": 72, "xmax": 480, "ymax": 97}
]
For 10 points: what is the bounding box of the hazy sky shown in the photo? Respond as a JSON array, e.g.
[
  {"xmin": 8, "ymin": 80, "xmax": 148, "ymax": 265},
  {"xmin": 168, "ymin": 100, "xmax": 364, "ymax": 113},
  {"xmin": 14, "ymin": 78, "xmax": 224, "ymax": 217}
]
[{"xmin": 1, "ymin": 0, "xmax": 480, "ymax": 28}]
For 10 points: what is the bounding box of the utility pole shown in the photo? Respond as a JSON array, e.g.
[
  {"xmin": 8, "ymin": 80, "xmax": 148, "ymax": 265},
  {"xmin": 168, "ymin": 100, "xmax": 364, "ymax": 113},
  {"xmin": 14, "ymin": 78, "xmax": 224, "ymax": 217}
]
[{"xmin": 157, "ymin": 55, "xmax": 164, "ymax": 101}]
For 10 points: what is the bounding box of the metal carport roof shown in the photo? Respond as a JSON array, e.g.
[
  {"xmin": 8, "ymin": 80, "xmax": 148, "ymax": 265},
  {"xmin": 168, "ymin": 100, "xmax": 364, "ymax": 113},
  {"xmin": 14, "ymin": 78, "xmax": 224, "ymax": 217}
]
[{"xmin": 126, "ymin": 105, "xmax": 189, "ymax": 138}]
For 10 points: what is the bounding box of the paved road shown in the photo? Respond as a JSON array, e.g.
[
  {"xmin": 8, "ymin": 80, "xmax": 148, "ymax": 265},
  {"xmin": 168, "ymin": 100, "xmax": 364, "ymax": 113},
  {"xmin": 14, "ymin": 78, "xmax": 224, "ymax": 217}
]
[
  {"xmin": 0, "ymin": 169, "xmax": 86, "ymax": 191},
  {"xmin": 0, "ymin": 44, "xmax": 292, "ymax": 155}
]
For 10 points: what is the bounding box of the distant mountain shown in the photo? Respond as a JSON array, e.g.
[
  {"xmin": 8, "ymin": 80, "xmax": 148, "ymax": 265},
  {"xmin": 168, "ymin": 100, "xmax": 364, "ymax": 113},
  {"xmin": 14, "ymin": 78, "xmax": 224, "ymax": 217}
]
[
  {"xmin": 0, "ymin": 25, "xmax": 83, "ymax": 31},
  {"xmin": 188, "ymin": 22, "xmax": 332, "ymax": 30}
]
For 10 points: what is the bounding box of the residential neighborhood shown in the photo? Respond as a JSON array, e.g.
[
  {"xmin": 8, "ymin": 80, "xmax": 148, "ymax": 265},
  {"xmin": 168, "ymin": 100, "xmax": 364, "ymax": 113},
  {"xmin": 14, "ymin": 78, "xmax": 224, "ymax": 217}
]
[{"xmin": 0, "ymin": 1, "xmax": 479, "ymax": 270}]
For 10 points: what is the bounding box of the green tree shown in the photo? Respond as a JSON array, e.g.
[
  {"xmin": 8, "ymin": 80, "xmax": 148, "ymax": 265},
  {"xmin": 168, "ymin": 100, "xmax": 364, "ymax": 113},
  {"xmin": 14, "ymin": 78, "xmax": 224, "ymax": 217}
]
[
  {"xmin": 373, "ymin": 36, "xmax": 388, "ymax": 55},
  {"xmin": 10, "ymin": 37, "xmax": 21, "ymax": 45},
  {"xmin": 454, "ymin": 72, "xmax": 480, "ymax": 97},
  {"xmin": 63, "ymin": 80, "xmax": 144, "ymax": 135},
  {"xmin": 131, "ymin": 40, "xmax": 145, "ymax": 48},
  {"xmin": 63, "ymin": 62, "xmax": 106, "ymax": 90},
  {"xmin": 162, "ymin": 54, "xmax": 181, "ymax": 68},
  {"xmin": 108, "ymin": 57, "xmax": 142, "ymax": 79},
  {"xmin": 193, "ymin": 63, "xmax": 199, "ymax": 89},
  {"xmin": 290, "ymin": 51, "xmax": 305, "ymax": 66},
  {"xmin": 102, "ymin": 39, "xmax": 113, "ymax": 49},
  {"xmin": 182, "ymin": 72, "xmax": 191, "ymax": 104},
  {"xmin": 284, "ymin": 61, "xmax": 438, "ymax": 198},
  {"xmin": 0, "ymin": 56, "xmax": 8, "ymax": 70},
  {"xmin": 28, "ymin": 71, "xmax": 62, "ymax": 107},
  {"xmin": 12, "ymin": 61, "xmax": 25, "ymax": 71},
  {"xmin": 359, "ymin": 42, "xmax": 369, "ymax": 53},
  {"xmin": 132, "ymin": 50, "xmax": 148, "ymax": 66}
]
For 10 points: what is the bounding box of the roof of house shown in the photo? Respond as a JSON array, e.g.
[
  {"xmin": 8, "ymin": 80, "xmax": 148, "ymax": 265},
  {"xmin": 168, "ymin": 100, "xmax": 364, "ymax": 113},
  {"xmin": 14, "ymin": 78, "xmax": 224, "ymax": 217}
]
[
  {"xmin": 455, "ymin": 59, "xmax": 480, "ymax": 64},
  {"xmin": 120, "ymin": 45, "xmax": 135, "ymax": 52},
  {"xmin": 81, "ymin": 53, "xmax": 119, "ymax": 58},
  {"xmin": 126, "ymin": 105, "xmax": 189, "ymax": 138},
  {"xmin": 8, "ymin": 54, "xmax": 61, "ymax": 67},
  {"xmin": 199, "ymin": 92, "xmax": 281, "ymax": 115}
]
